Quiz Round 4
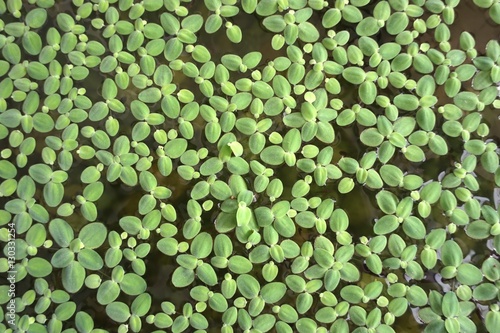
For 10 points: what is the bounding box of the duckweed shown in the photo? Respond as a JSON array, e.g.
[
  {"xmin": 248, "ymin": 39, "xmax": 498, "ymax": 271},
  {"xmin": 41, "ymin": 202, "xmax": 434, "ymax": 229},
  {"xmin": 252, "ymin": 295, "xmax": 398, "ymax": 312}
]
[{"xmin": 1, "ymin": 0, "xmax": 500, "ymax": 333}]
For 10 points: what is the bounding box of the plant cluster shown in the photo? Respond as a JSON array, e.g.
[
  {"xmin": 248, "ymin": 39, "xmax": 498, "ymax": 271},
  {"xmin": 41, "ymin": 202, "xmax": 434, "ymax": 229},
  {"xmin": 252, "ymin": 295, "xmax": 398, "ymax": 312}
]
[{"xmin": 1, "ymin": 0, "xmax": 500, "ymax": 332}]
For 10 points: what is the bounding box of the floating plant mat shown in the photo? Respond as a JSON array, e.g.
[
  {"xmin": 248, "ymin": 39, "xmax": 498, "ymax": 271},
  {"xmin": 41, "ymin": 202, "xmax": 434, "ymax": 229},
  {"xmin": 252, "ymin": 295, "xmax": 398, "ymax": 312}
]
[{"xmin": 1, "ymin": 0, "xmax": 500, "ymax": 332}]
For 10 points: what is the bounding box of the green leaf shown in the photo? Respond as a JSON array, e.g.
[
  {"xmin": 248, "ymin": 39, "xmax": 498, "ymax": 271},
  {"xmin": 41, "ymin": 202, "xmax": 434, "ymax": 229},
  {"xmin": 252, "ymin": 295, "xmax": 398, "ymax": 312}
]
[
  {"xmin": 49, "ymin": 218, "xmax": 74, "ymax": 247},
  {"xmin": 376, "ymin": 190, "xmax": 398, "ymax": 214},
  {"xmin": 138, "ymin": 194, "xmax": 156, "ymax": 215},
  {"xmin": 485, "ymin": 309, "xmax": 500, "ymax": 333},
  {"xmin": 227, "ymin": 157, "xmax": 250, "ymax": 175},
  {"xmin": 214, "ymin": 234, "xmax": 233, "ymax": 258},
  {"xmin": 386, "ymin": 12, "xmax": 409, "ymax": 35},
  {"xmin": 342, "ymin": 5, "xmax": 363, "ymax": 23},
  {"xmin": 403, "ymin": 145, "xmax": 425, "ymax": 162},
  {"xmin": 228, "ymin": 256, "xmax": 253, "ymax": 274},
  {"xmin": 157, "ymin": 238, "xmax": 178, "ymax": 256},
  {"xmin": 260, "ymin": 282, "xmax": 286, "ymax": 303},
  {"xmin": 79, "ymin": 222, "xmax": 107, "ymax": 248},
  {"xmin": 261, "ymin": 146, "xmax": 285, "ymax": 165},
  {"xmin": 298, "ymin": 22, "xmax": 319, "ymax": 42},
  {"xmin": 237, "ymin": 274, "xmax": 260, "ymax": 299},
  {"xmin": 165, "ymin": 138, "xmax": 188, "ymax": 159},
  {"xmin": 442, "ymin": 292, "xmax": 459, "ymax": 318},
  {"xmin": 54, "ymin": 301, "xmax": 76, "ymax": 321},
  {"xmin": 453, "ymin": 92, "xmax": 478, "ymax": 111},
  {"xmin": 457, "ymin": 263, "xmax": 483, "ymax": 286},
  {"xmin": 26, "ymin": 223, "xmax": 46, "ymax": 247},
  {"xmin": 263, "ymin": 15, "xmax": 286, "ymax": 32},
  {"xmin": 374, "ymin": 215, "xmax": 399, "ymax": 235},
  {"xmin": 131, "ymin": 293, "xmax": 151, "ymax": 316},
  {"xmin": 315, "ymin": 307, "xmax": 337, "ymax": 323},
  {"xmin": 338, "ymin": 177, "xmax": 355, "ymax": 194},
  {"xmin": 341, "ymin": 285, "xmax": 364, "ymax": 304},
  {"xmin": 172, "ymin": 315, "xmax": 189, "ymax": 333},
  {"xmin": 360, "ymin": 128, "xmax": 384, "ymax": 147},
  {"xmin": 342, "ymin": 67, "xmax": 366, "ymax": 84},
  {"xmin": 323, "ymin": 8, "xmax": 342, "ymax": 28},
  {"xmin": 62, "ymin": 261, "xmax": 85, "ymax": 293},
  {"xmin": 366, "ymin": 254, "xmax": 383, "ymax": 275},
  {"xmin": 75, "ymin": 311, "xmax": 94, "ymax": 333},
  {"xmin": 482, "ymin": 151, "xmax": 499, "ymax": 173},
  {"xmin": 482, "ymin": 257, "xmax": 500, "ymax": 281},
  {"xmin": 402, "ymin": 216, "xmax": 426, "ymax": 240},
  {"xmin": 424, "ymin": 319, "xmax": 445, "ymax": 333},
  {"xmin": 138, "ymin": 87, "xmax": 162, "ymax": 103},
  {"xmin": 380, "ymin": 165, "xmax": 404, "ymax": 187},
  {"xmin": 143, "ymin": 0, "xmax": 164, "ymax": 11},
  {"xmin": 252, "ymin": 81, "xmax": 274, "ymax": 99},
  {"xmin": 26, "ymin": 8, "xmax": 48, "ymax": 28},
  {"xmin": 172, "ymin": 267, "xmax": 195, "ymax": 288},
  {"xmin": 441, "ymin": 240, "xmax": 463, "ymax": 267},
  {"xmin": 43, "ymin": 181, "xmax": 64, "ymax": 207},
  {"xmin": 473, "ymin": 283, "xmax": 498, "ymax": 301},
  {"xmin": 97, "ymin": 280, "xmax": 120, "ymax": 305},
  {"xmin": 429, "ymin": 135, "xmax": 448, "ymax": 155},
  {"xmin": 27, "ymin": 258, "xmax": 52, "ymax": 277},
  {"xmin": 406, "ymin": 285, "xmax": 428, "ymax": 307},
  {"xmin": 78, "ymin": 248, "xmax": 104, "ymax": 270},
  {"xmin": 51, "ymin": 248, "xmax": 74, "ymax": 268},
  {"xmin": 121, "ymin": 273, "xmax": 147, "ymax": 295},
  {"xmin": 359, "ymin": 81, "xmax": 377, "ymax": 104},
  {"xmin": 394, "ymin": 94, "xmax": 419, "ymax": 111},
  {"xmin": 0, "ymin": 160, "xmax": 18, "ymax": 179},
  {"xmin": 413, "ymin": 54, "xmax": 434, "ymax": 74},
  {"xmin": 196, "ymin": 263, "xmax": 218, "ymax": 286},
  {"xmin": 191, "ymin": 232, "xmax": 213, "ymax": 259},
  {"xmin": 106, "ymin": 302, "xmax": 131, "ymax": 323},
  {"xmin": 296, "ymin": 317, "xmax": 317, "ymax": 333}
]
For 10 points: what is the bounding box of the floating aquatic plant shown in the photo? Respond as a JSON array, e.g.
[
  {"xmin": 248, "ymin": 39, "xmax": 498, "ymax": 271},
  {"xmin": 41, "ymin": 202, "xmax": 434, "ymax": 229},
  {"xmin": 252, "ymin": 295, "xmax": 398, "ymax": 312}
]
[{"xmin": 1, "ymin": 0, "xmax": 500, "ymax": 332}]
